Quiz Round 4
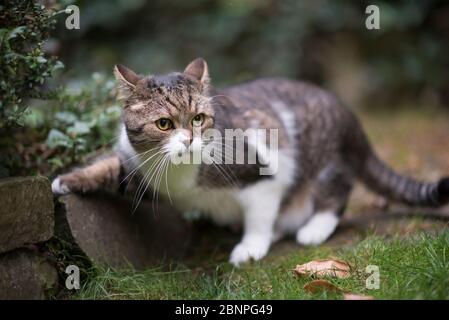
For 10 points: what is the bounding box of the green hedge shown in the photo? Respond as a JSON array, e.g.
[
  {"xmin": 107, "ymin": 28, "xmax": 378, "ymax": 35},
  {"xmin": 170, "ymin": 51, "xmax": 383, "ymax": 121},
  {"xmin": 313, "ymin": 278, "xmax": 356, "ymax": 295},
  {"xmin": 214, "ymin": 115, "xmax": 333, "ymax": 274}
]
[{"xmin": 0, "ymin": 0, "xmax": 63, "ymax": 130}]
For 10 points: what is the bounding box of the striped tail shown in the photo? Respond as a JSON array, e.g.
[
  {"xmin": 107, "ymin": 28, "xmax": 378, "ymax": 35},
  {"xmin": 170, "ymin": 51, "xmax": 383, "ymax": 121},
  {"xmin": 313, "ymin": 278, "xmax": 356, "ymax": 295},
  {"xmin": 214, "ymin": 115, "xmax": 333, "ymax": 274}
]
[
  {"xmin": 344, "ymin": 113, "xmax": 449, "ymax": 207},
  {"xmin": 360, "ymin": 153, "xmax": 449, "ymax": 207}
]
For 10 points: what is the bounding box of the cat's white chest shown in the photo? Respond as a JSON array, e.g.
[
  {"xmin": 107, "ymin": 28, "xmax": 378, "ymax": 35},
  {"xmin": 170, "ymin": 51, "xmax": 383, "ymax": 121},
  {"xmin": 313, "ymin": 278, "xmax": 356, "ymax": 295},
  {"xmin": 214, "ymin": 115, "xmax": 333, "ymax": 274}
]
[{"xmin": 140, "ymin": 160, "xmax": 243, "ymax": 226}]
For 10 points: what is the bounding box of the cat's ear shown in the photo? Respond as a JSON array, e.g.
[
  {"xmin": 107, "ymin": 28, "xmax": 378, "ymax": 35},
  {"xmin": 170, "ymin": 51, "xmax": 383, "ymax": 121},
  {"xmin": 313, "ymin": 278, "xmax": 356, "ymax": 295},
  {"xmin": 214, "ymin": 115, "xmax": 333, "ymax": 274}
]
[
  {"xmin": 114, "ymin": 64, "xmax": 141, "ymax": 100},
  {"xmin": 184, "ymin": 58, "xmax": 210, "ymax": 90}
]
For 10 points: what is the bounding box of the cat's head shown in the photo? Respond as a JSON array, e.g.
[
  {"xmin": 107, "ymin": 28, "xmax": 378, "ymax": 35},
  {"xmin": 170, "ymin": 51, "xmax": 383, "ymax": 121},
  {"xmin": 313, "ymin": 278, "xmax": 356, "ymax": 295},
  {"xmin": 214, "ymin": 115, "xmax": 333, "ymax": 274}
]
[{"xmin": 114, "ymin": 58, "xmax": 214, "ymax": 157}]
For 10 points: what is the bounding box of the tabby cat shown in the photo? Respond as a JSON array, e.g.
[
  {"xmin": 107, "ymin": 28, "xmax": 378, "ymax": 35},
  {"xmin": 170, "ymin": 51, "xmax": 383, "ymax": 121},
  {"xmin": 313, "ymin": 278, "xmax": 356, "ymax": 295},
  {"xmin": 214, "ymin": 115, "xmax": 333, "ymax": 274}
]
[{"xmin": 52, "ymin": 58, "xmax": 449, "ymax": 266}]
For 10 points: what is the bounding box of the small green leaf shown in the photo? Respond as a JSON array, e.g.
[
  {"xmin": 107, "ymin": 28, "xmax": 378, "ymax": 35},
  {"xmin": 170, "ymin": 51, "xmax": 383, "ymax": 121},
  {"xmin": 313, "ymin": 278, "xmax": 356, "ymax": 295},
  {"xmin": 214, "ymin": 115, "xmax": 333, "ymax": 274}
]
[
  {"xmin": 7, "ymin": 26, "xmax": 26, "ymax": 40},
  {"xmin": 55, "ymin": 111, "xmax": 77, "ymax": 124},
  {"xmin": 46, "ymin": 129, "xmax": 72, "ymax": 148},
  {"xmin": 67, "ymin": 121, "xmax": 91, "ymax": 135}
]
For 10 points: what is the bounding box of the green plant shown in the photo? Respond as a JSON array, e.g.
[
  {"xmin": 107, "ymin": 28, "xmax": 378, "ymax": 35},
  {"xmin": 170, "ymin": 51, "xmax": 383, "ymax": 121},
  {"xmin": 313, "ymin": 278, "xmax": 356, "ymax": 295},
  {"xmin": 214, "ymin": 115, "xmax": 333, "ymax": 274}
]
[
  {"xmin": 0, "ymin": 72, "xmax": 120, "ymax": 178},
  {"xmin": 0, "ymin": 0, "xmax": 63, "ymax": 130},
  {"xmin": 42, "ymin": 73, "xmax": 121, "ymax": 172}
]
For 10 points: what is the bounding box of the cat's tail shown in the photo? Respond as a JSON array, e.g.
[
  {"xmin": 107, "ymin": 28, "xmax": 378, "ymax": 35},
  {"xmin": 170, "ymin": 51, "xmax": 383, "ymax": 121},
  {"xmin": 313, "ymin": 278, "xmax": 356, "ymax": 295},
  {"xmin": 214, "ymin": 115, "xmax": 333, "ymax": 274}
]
[{"xmin": 344, "ymin": 112, "xmax": 449, "ymax": 207}]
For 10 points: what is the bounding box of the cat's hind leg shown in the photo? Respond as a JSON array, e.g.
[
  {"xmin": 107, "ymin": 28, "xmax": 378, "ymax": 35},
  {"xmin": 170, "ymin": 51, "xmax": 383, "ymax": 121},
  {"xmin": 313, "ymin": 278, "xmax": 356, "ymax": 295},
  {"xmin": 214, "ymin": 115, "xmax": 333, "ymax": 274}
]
[
  {"xmin": 295, "ymin": 211, "xmax": 340, "ymax": 245},
  {"xmin": 52, "ymin": 154, "xmax": 121, "ymax": 195},
  {"xmin": 296, "ymin": 162, "xmax": 353, "ymax": 246},
  {"xmin": 274, "ymin": 184, "xmax": 314, "ymax": 242}
]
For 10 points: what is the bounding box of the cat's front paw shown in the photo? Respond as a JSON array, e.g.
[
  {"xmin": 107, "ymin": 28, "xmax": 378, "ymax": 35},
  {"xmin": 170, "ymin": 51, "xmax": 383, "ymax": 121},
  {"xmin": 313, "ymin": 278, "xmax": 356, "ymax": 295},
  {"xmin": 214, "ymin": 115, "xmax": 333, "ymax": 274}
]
[
  {"xmin": 229, "ymin": 237, "xmax": 270, "ymax": 266},
  {"xmin": 51, "ymin": 176, "xmax": 71, "ymax": 195},
  {"xmin": 52, "ymin": 170, "xmax": 99, "ymax": 195}
]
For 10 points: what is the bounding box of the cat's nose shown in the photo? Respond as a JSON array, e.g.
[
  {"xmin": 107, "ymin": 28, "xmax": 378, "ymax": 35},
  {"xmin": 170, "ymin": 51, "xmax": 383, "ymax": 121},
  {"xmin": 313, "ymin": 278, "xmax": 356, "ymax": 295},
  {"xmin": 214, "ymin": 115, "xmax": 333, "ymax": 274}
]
[{"xmin": 181, "ymin": 137, "xmax": 193, "ymax": 148}]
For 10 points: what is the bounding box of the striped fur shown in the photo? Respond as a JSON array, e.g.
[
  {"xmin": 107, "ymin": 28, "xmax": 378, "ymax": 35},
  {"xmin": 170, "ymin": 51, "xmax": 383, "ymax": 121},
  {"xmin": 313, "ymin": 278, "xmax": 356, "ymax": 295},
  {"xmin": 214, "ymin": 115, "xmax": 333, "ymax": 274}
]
[{"xmin": 343, "ymin": 114, "xmax": 449, "ymax": 207}]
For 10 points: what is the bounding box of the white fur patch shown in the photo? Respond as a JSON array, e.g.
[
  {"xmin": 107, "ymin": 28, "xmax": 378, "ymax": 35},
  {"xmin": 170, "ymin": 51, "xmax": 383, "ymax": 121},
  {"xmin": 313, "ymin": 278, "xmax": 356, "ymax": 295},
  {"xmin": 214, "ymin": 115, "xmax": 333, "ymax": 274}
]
[
  {"xmin": 117, "ymin": 124, "xmax": 139, "ymax": 167},
  {"xmin": 51, "ymin": 177, "xmax": 70, "ymax": 195},
  {"xmin": 296, "ymin": 211, "xmax": 339, "ymax": 246},
  {"xmin": 229, "ymin": 150, "xmax": 297, "ymax": 266},
  {"xmin": 229, "ymin": 235, "xmax": 271, "ymax": 266},
  {"xmin": 165, "ymin": 131, "xmax": 189, "ymax": 156},
  {"xmin": 273, "ymin": 100, "xmax": 297, "ymax": 144},
  {"xmin": 270, "ymin": 100, "xmax": 309, "ymax": 241}
]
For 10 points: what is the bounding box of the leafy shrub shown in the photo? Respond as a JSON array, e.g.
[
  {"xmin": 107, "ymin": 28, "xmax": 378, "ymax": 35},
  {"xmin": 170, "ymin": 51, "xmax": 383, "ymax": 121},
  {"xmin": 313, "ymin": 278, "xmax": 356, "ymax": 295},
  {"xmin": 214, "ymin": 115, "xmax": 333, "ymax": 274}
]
[
  {"xmin": 42, "ymin": 73, "xmax": 121, "ymax": 172},
  {"xmin": 0, "ymin": 2, "xmax": 119, "ymax": 177},
  {"xmin": 0, "ymin": 0, "xmax": 63, "ymax": 130},
  {"xmin": 0, "ymin": 72, "xmax": 121, "ymax": 177}
]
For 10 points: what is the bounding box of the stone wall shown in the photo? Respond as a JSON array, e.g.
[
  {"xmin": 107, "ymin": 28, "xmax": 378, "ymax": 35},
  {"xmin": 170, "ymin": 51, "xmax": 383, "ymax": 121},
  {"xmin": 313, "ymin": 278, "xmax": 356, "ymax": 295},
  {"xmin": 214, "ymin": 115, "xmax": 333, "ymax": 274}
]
[
  {"xmin": 0, "ymin": 176, "xmax": 192, "ymax": 299},
  {"xmin": 0, "ymin": 176, "xmax": 57, "ymax": 299}
]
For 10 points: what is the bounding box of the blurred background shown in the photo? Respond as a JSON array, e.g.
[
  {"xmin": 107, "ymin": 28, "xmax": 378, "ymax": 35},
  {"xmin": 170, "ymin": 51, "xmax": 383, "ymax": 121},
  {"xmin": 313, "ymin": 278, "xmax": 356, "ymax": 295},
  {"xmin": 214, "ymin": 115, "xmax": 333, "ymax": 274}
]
[
  {"xmin": 1, "ymin": 0, "xmax": 449, "ymax": 178},
  {"xmin": 55, "ymin": 0, "xmax": 449, "ymax": 107}
]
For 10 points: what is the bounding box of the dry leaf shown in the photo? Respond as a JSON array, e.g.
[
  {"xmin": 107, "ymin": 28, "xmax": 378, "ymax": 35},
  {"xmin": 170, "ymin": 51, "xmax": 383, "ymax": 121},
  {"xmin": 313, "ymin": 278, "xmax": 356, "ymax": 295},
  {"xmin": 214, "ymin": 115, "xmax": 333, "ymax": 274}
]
[
  {"xmin": 303, "ymin": 280, "xmax": 343, "ymax": 294},
  {"xmin": 294, "ymin": 259, "xmax": 351, "ymax": 279},
  {"xmin": 343, "ymin": 293, "xmax": 374, "ymax": 300}
]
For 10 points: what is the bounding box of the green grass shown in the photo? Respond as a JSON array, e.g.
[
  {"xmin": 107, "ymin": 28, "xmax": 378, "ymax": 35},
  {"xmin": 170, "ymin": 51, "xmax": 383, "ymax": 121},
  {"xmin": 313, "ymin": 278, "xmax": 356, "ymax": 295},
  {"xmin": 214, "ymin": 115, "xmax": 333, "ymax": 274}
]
[{"xmin": 72, "ymin": 230, "xmax": 449, "ymax": 300}]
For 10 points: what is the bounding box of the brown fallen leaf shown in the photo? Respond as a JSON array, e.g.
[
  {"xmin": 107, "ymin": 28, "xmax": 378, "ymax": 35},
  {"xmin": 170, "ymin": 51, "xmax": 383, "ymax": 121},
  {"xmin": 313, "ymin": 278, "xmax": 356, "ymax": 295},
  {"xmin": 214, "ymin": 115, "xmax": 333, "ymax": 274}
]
[
  {"xmin": 294, "ymin": 259, "xmax": 351, "ymax": 279},
  {"xmin": 343, "ymin": 293, "xmax": 374, "ymax": 300},
  {"xmin": 303, "ymin": 280, "xmax": 343, "ymax": 294},
  {"xmin": 303, "ymin": 281, "xmax": 373, "ymax": 300}
]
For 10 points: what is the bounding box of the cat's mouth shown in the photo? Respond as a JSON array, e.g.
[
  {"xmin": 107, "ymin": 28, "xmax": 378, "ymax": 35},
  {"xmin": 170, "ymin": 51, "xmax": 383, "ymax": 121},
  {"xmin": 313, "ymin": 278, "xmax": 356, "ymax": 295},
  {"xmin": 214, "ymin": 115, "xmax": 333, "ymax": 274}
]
[{"xmin": 164, "ymin": 135, "xmax": 203, "ymax": 160}]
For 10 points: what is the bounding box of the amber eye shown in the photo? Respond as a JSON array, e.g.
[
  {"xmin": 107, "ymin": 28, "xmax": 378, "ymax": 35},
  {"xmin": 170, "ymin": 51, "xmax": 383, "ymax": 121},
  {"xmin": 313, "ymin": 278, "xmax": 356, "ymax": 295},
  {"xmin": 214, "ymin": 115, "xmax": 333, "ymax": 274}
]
[
  {"xmin": 155, "ymin": 118, "xmax": 173, "ymax": 131},
  {"xmin": 192, "ymin": 114, "xmax": 204, "ymax": 127}
]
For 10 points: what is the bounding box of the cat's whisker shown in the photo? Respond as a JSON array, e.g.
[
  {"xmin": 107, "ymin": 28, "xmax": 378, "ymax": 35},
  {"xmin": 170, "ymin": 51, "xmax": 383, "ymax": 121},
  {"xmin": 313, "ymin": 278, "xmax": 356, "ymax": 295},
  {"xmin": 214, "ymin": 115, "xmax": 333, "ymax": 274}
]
[
  {"xmin": 163, "ymin": 157, "xmax": 173, "ymax": 205},
  {"xmin": 209, "ymin": 94, "xmax": 233, "ymax": 103},
  {"xmin": 156, "ymin": 156, "xmax": 171, "ymax": 211},
  {"xmin": 132, "ymin": 153, "xmax": 165, "ymax": 213},
  {"xmin": 138, "ymin": 153, "xmax": 166, "ymax": 212},
  {"xmin": 150, "ymin": 154, "xmax": 170, "ymax": 213},
  {"xmin": 205, "ymin": 143, "xmax": 242, "ymax": 187},
  {"xmin": 211, "ymin": 162, "xmax": 239, "ymax": 190},
  {"xmin": 106, "ymin": 134, "xmax": 122, "ymax": 145},
  {"xmin": 215, "ymin": 166, "xmax": 239, "ymax": 190},
  {"xmin": 122, "ymin": 151, "xmax": 159, "ymax": 185},
  {"xmin": 121, "ymin": 149, "xmax": 164, "ymax": 188},
  {"xmin": 199, "ymin": 165, "xmax": 234, "ymax": 189},
  {"xmin": 129, "ymin": 150, "xmax": 165, "ymax": 207},
  {"xmin": 208, "ymin": 141, "xmax": 241, "ymax": 163},
  {"xmin": 220, "ymin": 164, "xmax": 240, "ymax": 188},
  {"xmin": 131, "ymin": 158, "xmax": 157, "ymax": 212},
  {"xmin": 151, "ymin": 158, "xmax": 164, "ymax": 212},
  {"xmin": 215, "ymin": 159, "xmax": 240, "ymax": 186},
  {"xmin": 120, "ymin": 146, "xmax": 162, "ymax": 165}
]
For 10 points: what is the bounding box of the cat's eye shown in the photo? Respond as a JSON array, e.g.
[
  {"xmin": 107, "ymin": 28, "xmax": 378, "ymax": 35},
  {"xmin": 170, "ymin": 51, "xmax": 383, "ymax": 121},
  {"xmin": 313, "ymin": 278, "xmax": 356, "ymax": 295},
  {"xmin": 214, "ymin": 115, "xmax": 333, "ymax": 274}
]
[
  {"xmin": 155, "ymin": 118, "xmax": 173, "ymax": 131},
  {"xmin": 192, "ymin": 113, "xmax": 204, "ymax": 127}
]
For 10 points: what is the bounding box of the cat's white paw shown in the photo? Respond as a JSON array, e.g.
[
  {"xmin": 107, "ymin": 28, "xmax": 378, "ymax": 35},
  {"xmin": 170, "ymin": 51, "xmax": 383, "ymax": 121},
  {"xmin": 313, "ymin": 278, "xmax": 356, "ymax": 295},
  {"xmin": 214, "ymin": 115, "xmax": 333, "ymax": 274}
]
[
  {"xmin": 296, "ymin": 212, "xmax": 339, "ymax": 246},
  {"xmin": 229, "ymin": 237, "xmax": 270, "ymax": 266},
  {"xmin": 51, "ymin": 177, "xmax": 70, "ymax": 195}
]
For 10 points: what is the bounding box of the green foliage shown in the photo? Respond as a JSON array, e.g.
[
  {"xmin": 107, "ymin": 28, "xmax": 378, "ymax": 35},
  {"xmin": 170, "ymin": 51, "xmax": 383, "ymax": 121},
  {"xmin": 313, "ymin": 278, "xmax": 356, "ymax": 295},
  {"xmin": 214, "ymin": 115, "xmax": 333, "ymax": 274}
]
[
  {"xmin": 0, "ymin": 0, "xmax": 63, "ymax": 129},
  {"xmin": 0, "ymin": 72, "xmax": 120, "ymax": 177},
  {"xmin": 34, "ymin": 73, "xmax": 121, "ymax": 173}
]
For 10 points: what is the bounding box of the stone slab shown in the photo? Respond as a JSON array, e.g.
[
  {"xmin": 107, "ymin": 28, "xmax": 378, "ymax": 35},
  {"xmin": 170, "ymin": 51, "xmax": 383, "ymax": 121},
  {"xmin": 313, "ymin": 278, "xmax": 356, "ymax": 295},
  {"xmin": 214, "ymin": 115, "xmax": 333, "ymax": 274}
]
[
  {"xmin": 57, "ymin": 193, "xmax": 192, "ymax": 270},
  {"xmin": 0, "ymin": 176, "xmax": 54, "ymax": 253},
  {"xmin": 0, "ymin": 249, "xmax": 58, "ymax": 299}
]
